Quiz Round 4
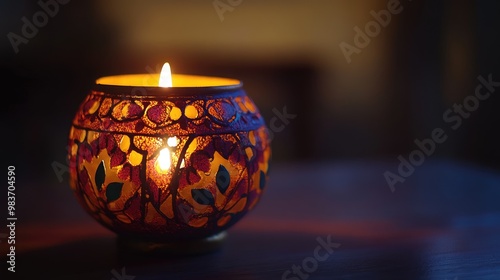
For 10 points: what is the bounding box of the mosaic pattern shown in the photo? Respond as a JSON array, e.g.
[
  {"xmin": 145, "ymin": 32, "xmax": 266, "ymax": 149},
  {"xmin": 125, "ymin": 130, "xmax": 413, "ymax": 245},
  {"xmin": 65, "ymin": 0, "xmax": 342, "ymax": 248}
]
[{"xmin": 68, "ymin": 89, "xmax": 271, "ymax": 241}]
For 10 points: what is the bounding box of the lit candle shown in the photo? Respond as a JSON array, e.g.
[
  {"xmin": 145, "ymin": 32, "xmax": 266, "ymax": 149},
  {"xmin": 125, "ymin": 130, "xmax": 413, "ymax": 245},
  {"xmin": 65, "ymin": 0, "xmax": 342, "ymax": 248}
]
[
  {"xmin": 95, "ymin": 62, "xmax": 240, "ymax": 88},
  {"xmin": 67, "ymin": 62, "xmax": 272, "ymax": 253}
]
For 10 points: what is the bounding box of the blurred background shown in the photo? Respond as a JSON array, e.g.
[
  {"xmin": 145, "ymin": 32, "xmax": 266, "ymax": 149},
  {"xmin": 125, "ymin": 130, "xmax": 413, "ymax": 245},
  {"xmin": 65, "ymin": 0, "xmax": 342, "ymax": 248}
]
[
  {"xmin": 1, "ymin": 0, "xmax": 500, "ymax": 187},
  {"xmin": 3, "ymin": 3, "xmax": 500, "ymax": 278}
]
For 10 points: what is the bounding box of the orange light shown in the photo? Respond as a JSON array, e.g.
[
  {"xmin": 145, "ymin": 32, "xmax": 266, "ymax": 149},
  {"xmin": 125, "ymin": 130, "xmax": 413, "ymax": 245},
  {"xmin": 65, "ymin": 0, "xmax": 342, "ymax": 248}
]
[{"xmin": 156, "ymin": 147, "xmax": 171, "ymax": 173}]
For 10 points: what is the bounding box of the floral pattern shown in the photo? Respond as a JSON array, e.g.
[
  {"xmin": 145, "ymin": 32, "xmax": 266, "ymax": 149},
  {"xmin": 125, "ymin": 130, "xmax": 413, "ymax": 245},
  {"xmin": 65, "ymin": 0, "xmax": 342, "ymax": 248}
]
[{"xmin": 68, "ymin": 89, "xmax": 271, "ymax": 241}]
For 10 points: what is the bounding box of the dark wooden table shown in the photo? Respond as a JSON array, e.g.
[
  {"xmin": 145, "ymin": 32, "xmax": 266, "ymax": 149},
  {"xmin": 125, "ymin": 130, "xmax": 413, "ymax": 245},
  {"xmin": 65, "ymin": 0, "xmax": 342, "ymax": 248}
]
[{"xmin": 3, "ymin": 159, "xmax": 500, "ymax": 279}]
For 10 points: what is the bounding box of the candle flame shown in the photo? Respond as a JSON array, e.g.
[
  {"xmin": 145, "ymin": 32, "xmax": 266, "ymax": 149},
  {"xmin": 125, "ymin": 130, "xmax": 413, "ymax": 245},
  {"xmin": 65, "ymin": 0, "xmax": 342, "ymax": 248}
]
[{"xmin": 159, "ymin": 62, "xmax": 172, "ymax": 87}]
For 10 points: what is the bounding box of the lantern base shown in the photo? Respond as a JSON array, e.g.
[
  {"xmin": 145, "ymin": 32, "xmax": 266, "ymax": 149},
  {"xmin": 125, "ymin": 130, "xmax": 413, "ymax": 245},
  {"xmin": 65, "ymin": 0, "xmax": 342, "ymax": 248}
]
[{"xmin": 116, "ymin": 231, "xmax": 227, "ymax": 256}]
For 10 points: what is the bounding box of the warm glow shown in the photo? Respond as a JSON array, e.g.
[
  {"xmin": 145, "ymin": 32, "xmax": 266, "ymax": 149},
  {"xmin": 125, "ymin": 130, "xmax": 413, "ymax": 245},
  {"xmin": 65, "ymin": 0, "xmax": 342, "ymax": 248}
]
[
  {"xmin": 96, "ymin": 74, "xmax": 240, "ymax": 87},
  {"xmin": 167, "ymin": 136, "xmax": 179, "ymax": 147},
  {"xmin": 159, "ymin": 63, "xmax": 172, "ymax": 88},
  {"xmin": 156, "ymin": 148, "xmax": 171, "ymax": 173}
]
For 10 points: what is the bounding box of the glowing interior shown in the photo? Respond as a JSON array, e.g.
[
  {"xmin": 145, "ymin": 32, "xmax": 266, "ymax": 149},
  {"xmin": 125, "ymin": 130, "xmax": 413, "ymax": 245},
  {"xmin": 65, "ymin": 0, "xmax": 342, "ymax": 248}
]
[
  {"xmin": 96, "ymin": 74, "xmax": 240, "ymax": 87},
  {"xmin": 156, "ymin": 147, "xmax": 172, "ymax": 173}
]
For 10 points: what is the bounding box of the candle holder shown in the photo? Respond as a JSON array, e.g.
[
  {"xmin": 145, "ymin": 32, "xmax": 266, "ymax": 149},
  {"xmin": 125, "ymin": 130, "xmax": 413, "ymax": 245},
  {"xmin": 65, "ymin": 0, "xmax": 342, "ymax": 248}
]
[{"xmin": 67, "ymin": 73, "xmax": 271, "ymax": 254}]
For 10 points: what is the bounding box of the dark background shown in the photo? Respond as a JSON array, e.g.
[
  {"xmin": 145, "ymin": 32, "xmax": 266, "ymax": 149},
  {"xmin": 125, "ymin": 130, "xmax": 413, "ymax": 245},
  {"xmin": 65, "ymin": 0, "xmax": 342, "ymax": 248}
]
[
  {"xmin": 0, "ymin": 0, "xmax": 500, "ymax": 225},
  {"xmin": 1, "ymin": 1, "xmax": 500, "ymax": 279}
]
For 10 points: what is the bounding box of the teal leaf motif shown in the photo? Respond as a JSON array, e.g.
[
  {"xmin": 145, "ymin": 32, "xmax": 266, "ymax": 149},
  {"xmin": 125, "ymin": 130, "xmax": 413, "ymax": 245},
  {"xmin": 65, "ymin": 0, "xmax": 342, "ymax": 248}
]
[
  {"xmin": 106, "ymin": 182, "xmax": 123, "ymax": 203},
  {"xmin": 259, "ymin": 171, "xmax": 266, "ymax": 190},
  {"xmin": 216, "ymin": 165, "xmax": 230, "ymax": 194},
  {"xmin": 191, "ymin": 189, "xmax": 215, "ymax": 205},
  {"xmin": 95, "ymin": 160, "xmax": 105, "ymax": 192}
]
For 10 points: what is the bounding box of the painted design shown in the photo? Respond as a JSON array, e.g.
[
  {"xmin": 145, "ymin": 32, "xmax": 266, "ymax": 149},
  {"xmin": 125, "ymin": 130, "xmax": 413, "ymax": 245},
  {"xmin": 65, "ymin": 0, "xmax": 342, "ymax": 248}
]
[{"xmin": 68, "ymin": 89, "xmax": 271, "ymax": 240}]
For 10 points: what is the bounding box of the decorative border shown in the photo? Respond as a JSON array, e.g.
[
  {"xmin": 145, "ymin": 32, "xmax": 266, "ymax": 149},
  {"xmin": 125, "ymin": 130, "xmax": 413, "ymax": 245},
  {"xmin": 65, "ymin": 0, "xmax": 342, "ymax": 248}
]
[{"xmin": 72, "ymin": 90, "xmax": 265, "ymax": 136}]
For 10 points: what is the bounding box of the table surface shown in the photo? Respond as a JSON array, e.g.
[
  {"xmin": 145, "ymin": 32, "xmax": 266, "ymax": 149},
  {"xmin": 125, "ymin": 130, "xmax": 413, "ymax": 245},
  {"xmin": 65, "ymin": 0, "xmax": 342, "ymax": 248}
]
[{"xmin": 3, "ymin": 159, "xmax": 500, "ymax": 279}]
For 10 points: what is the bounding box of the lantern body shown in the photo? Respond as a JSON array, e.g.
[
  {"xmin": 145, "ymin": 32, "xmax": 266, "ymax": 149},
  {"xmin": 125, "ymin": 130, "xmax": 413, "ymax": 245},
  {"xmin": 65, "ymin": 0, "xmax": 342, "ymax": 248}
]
[{"xmin": 67, "ymin": 78, "xmax": 271, "ymax": 243}]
